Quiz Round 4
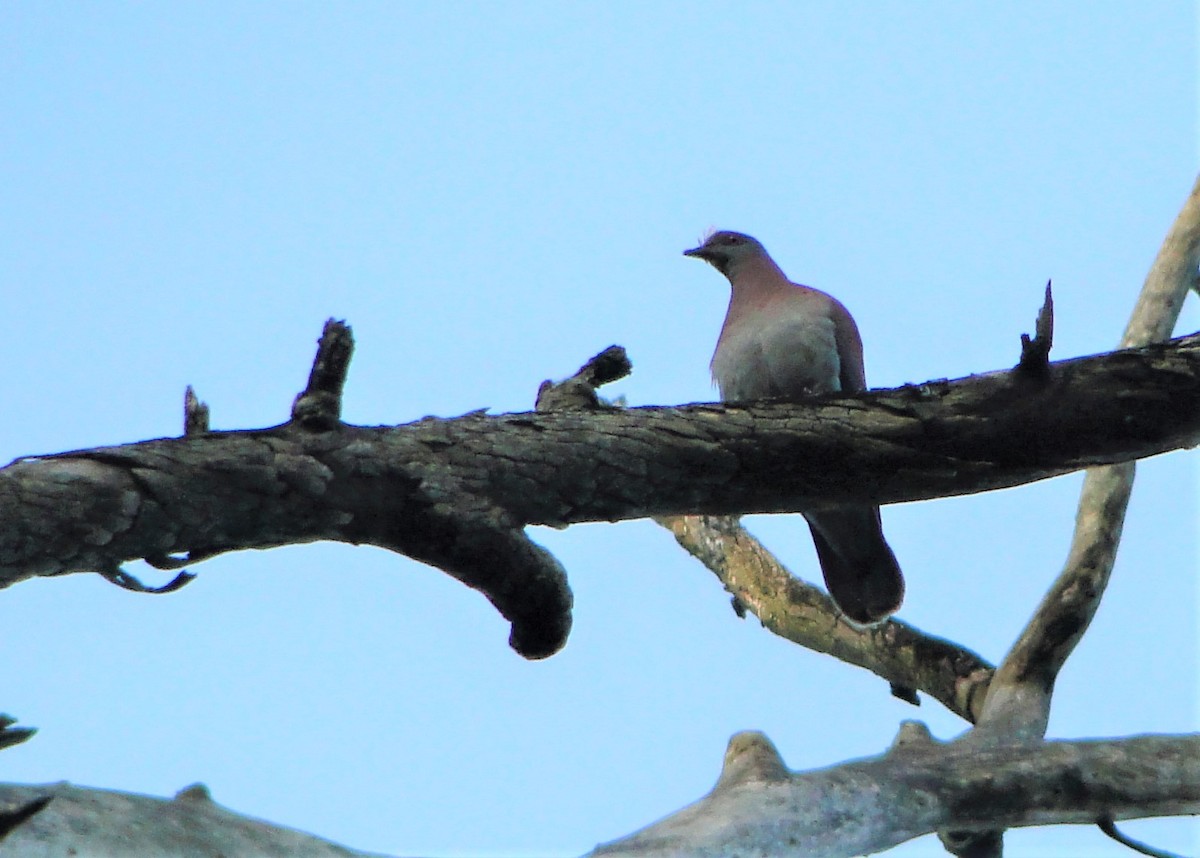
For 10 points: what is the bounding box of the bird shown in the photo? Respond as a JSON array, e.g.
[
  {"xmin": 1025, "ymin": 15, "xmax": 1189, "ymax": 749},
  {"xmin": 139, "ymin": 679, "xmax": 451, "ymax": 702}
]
[{"xmin": 683, "ymin": 229, "xmax": 904, "ymax": 624}]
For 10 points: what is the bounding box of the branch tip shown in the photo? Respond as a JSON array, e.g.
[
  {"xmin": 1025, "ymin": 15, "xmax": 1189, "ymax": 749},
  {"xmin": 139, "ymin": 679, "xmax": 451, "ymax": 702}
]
[
  {"xmin": 399, "ymin": 504, "xmax": 574, "ymax": 659},
  {"xmin": 0, "ymin": 716, "xmax": 36, "ymax": 752},
  {"xmin": 715, "ymin": 731, "xmax": 789, "ymax": 790},
  {"xmin": 581, "ymin": 345, "xmax": 632, "ymax": 387},
  {"xmin": 888, "ymin": 720, "xmax": 936, "ymax": 753},
  {"xmin": 1016, "ymin": 281, "xmax": 1055, "ymax": 377}
]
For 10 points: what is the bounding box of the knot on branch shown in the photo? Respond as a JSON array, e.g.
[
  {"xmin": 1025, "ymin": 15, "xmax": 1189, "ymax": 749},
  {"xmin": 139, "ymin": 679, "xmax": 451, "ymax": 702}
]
[
  {"xmin": 173, "ymin": 783, "xmax": 213, "ymax": 803},
  {"xmin": 888, "ymin": 720, "xmax": 938, "ymax": 754},
  {"xmin": 713, "ymin": 731, "xmax": 789, "ymax": 792},
  {"xmin": 536, "ymin": 346, "xmax": 631, "ymax": 411},
  {"xmin": 939, "ymin": 828, "xmax": 1004, "ymax": 858}
]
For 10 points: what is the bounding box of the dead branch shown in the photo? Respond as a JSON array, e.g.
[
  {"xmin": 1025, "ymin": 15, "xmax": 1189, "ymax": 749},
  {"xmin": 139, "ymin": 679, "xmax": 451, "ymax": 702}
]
[
  {"xmin": 587, "ymin": 730, "xmax": 1200, "ymax": 858},
  {"xmin": 642, "ymin": 286, "xmax": 1070, "ymax": 725},
  {"xmin": 2, "ymin": 327, "xmax": 1199, "ymax": 658},
  {"xmin": 979, "ymin": 170, "xmax": 1200, "ymax": 740},
  {"xmin": 932, "ymin": 161, "xmax": 1200, "ymax": 858},
  {"xmin": 0, "ymin": 782, "xmax": 388, "ymax": 857},
  {"xmin": 656, "ymin": 514, "xmax": 994, "ymax": 722}
]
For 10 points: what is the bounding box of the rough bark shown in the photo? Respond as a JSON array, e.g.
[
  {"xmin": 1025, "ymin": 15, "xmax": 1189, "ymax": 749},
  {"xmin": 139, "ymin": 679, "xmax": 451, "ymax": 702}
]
[{"xmin": 2, "ymin": 329, "xmax": 1198, "ymax": 658}]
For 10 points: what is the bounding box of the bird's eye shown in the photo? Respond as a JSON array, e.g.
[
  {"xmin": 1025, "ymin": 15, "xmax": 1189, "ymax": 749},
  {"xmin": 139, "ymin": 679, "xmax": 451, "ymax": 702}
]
[{"xmin": 720, "ymin": 235, "xmax": 740, "ymax": 245}]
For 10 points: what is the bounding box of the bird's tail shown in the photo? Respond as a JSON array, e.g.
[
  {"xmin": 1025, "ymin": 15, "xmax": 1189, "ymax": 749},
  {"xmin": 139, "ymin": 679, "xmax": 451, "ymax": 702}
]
[{"xmin": 804, "ymin": 507, "xmax": 904, "ymax": 625}]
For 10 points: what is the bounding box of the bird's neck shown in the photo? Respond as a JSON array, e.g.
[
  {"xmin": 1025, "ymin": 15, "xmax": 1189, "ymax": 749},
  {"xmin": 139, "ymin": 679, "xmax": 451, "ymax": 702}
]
[{"xmin": 726, "ymin": 256, "xmax": 793, "ymax": 304}]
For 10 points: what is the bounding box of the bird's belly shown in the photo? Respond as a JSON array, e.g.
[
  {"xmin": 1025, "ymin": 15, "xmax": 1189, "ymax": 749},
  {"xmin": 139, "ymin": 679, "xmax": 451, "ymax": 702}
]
[{"xmin": 713, "ymin": 317, "xmax": 840, "ymax": 400}]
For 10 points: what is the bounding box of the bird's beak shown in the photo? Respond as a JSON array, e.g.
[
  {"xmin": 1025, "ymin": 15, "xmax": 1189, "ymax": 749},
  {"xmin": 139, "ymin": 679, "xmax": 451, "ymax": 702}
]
[{"xmin": 683, "ymin": 245, "xmax": 710, "ymax": 259}]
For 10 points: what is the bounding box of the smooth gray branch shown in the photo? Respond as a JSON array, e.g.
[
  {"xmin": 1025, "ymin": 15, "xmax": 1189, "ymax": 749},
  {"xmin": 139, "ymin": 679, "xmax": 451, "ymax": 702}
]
[
  {"xmin": 980, "ymin": 170, "xmax": 1200, "ymax": 737},
  {"xmin": 588, "ymin": 731, "xmax": 1200, "ymax": 858},
  {"xmin": 0, "ymin": 782, "xmax": 392, "ymax": 857}
]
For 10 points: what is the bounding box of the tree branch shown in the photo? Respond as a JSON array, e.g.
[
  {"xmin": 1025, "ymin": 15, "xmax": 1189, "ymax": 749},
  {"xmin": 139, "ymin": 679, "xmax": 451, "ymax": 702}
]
[
  {"xmin": 979, "ymin": 170, "xmax": 1200, "ymax": 738},
  {"xmin": 648, "ymin": 287, "xmax": 1071, "ymax": 726},
  {"xmin": 3, "ymin": 329, "xmax": 1199, "ymax": 657},
  {"xmin": 588, "ymin": 731, "xmax": 1200, "ymax": 858},
  {"xmin": 0, "ymin": 782, "xmax": 390, "ymax": 857},
  {"xmin": 655, "ymin": 514, "xmax": 994, "ymax": 723},
  {"xmin": 0, "ymin": 716, "xmax": 35, "ymax": 753},
  {"xmin": 596, "ymin": 173, "xmax": 1200, "ymax": 857}
]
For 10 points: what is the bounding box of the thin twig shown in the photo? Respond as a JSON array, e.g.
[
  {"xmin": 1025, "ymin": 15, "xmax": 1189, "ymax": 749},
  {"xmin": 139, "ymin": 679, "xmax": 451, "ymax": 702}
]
[{"xmin": 1097, "ymin": 816, "xmax": 1188, "ymax": 858}]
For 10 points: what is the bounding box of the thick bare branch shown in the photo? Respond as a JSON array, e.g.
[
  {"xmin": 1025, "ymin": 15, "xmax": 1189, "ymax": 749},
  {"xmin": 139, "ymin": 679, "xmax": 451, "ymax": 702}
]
[
  {"xmin": 0, "ymin": 782, "xmax": 391, "ymax": 857},
  {"xmin": 2, "ymin": 330, "xmax": 1199, "ymax": 658},
  {"xmin": 588, "ymin": 731, "xmax": 1200, "ymax": 858}
]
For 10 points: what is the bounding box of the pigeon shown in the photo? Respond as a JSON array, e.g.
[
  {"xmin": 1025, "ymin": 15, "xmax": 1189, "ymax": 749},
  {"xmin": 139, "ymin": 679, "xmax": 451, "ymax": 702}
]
[{"xmin": 684, "ymin": 229, "xmax": 904, "ymax": 624}]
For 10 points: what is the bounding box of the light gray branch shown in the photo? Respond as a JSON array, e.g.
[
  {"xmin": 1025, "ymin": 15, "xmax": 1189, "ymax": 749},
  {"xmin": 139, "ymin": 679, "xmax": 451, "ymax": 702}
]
[
  {"xmin": 587, "ymin": 731, "xmax": 1200, "ymax": 858},
  {"xmin": 0, "ymin": 782, "xmax": 394, "ymax": 858},
  {"xmin": 655, "ymin": 514, "xmax": 994, "ymax": 723},
  {"xmin": 980, "ymin": 171, "xmax": 1200, "ymax": 738}
]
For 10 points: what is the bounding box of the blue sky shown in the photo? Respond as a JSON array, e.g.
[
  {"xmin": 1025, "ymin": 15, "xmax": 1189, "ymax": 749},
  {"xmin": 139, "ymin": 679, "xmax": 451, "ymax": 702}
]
[{"xmin": 1, "ymin": 3, "xmax": 1197, "ymax": 856}]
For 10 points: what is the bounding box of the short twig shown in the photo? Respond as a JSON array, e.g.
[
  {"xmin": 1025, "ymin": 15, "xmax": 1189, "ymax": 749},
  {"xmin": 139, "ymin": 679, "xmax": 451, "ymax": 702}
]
[
  {"xmin": 98, "ymin": 562, "xmax": 196, "ymax": 594},
  {"xmin": 1098, "ymin": 816, "xmax": 1188, "ymax": 858},
  {"xmin": 1016, "ymin": 281, "xmax": 1054, "ymax": 377},
  {"xmin": 183, "ymin": 385, "xmax": 210, "ymax": 435},
  {"xmin": 0, "ymin": 716, "xmax": 36, "ymax": 752}
]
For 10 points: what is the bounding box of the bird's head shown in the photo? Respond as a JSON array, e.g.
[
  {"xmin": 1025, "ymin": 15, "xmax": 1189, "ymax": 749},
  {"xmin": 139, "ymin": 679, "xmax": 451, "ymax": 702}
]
[{"xmin": 683, "ymin": 230, "xmax": 767, "ymax": 277}]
